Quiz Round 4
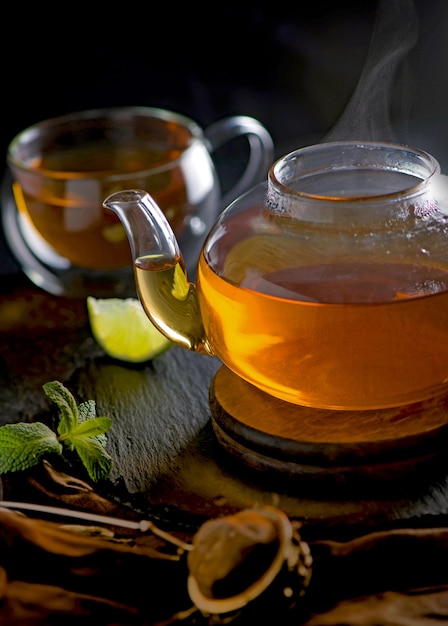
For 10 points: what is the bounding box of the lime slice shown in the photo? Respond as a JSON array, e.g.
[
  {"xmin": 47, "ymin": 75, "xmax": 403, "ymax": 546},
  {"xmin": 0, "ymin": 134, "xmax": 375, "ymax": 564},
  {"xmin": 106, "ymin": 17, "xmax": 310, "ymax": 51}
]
[{"xmin": 87, "ymin": 297, "xmax": 172, "ymax": 363}]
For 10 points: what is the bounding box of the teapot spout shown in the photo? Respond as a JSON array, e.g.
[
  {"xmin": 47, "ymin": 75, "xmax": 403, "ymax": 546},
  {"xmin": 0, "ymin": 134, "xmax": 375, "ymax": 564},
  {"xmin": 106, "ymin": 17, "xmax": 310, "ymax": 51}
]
[{"xmin": 103, "ymin": 190, "xmax": 213, "ymax": 355}]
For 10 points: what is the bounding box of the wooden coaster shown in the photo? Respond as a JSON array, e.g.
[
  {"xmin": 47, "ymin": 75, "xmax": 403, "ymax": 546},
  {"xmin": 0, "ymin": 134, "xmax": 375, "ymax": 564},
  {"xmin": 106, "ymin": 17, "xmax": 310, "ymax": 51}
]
[{"xmin": 209, "ymin": 366, "xmax": 448, "ymax": 483}]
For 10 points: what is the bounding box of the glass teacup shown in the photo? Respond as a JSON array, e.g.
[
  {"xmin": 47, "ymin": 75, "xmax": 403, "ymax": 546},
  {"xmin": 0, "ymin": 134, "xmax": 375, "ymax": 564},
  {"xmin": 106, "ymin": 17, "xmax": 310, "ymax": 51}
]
[{"xmin": 3, "ymin": 106, "xmax": 273, "ymax": 297}]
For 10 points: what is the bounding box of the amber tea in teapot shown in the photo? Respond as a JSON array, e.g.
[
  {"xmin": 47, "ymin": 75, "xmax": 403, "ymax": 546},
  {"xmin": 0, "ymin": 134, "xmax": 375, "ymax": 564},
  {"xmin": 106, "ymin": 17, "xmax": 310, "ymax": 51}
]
[
  {"xmin": 196, "ymin": 222, "xmax": 448, "ymax": 410},
  {"xmin": 105, "ymin": 141, "xmax": 448, "ymax": 411}
]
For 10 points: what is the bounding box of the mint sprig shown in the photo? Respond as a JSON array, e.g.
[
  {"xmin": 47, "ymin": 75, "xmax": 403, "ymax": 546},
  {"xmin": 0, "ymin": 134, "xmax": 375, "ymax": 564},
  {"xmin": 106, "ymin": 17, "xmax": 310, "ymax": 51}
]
[{"xmin": 0, "ymin": 381, "xmax": 113, "ymax": 482}]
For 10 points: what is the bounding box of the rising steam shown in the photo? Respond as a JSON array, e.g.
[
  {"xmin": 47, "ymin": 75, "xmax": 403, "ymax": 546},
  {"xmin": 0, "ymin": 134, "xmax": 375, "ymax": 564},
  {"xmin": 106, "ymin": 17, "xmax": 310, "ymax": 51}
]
[{"xmin": 325, "ymin": 0, "xmax": 419, "ymax": 142}]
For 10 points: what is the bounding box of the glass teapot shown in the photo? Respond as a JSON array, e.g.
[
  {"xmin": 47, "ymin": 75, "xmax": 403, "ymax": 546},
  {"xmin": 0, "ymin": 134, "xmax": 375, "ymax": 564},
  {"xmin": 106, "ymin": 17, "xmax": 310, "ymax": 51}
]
[{"xmin": 103, "ymin": 141, "xmax": 448, "ymax": 411}]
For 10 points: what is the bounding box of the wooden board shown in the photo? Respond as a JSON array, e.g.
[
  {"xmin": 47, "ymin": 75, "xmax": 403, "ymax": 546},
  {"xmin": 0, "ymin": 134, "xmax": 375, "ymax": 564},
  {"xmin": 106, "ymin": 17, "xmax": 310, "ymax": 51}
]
[{"xmin": 209, "ymin": 365, "xmax": 448, "ymax": 486}]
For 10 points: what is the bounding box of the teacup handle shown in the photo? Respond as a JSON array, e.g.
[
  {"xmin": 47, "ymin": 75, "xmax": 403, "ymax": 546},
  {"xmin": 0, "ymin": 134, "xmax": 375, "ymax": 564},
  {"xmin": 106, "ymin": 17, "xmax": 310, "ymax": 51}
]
[{"xmin": 204, "ymin": 116, "xmax": 274, "ymax": 212}]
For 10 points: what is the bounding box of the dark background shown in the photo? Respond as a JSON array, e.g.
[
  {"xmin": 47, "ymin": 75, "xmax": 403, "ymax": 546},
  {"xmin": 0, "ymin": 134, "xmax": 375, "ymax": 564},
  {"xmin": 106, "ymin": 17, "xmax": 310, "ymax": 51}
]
[{"xmin": 1, "ymin": 0, "xmax": 447, "ymax": 271}]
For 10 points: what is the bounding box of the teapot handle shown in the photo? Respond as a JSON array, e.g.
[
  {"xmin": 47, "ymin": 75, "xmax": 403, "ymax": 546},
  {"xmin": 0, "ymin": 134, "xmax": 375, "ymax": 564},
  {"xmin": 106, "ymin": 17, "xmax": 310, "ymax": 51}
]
[{"xmin": 204, "ymin": 116, "xmax": 274, "ymax": 212}]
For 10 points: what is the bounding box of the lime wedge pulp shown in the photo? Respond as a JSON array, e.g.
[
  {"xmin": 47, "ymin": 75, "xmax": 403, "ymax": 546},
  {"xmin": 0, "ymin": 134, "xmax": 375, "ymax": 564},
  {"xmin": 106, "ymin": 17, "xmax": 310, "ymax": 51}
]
[{"xmin": 86, "ymin": 297, "xmax": 172, "ymax": 363}]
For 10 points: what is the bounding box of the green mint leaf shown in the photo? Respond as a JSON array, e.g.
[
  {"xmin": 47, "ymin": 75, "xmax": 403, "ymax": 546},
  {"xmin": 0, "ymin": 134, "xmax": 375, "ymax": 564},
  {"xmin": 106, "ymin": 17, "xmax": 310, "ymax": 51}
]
[
  {"xmin": 77, "ymin": 402, "xmax": 109, "ymax": 447},
  {"xmin": 93, "ymin": 432, "xmax": 108, "ymax": 448},
  {"xmin": 0, "ymin": 422, "xmax": 62, "ymax": 473},
  {"xmin": 43, "ymin": 381, "xmax": 79, "ymax": 435},
  {"xmin": 78, "ymin": 400, "xmax": 97, "ymax": 421},
  {"xmin": 73, "ymin": 437, "xmax": 113, "ymax": 482},
  {"xmin": 0, "ymin": 380, "xmax": 114, "ymax": 483},
  {"xmin": 62, "ymin": 417, "xmax": 113, "ymax": 443},
  {"xmin": 78, "ymin": 400, "xmax": 112, "ymax": 448}
]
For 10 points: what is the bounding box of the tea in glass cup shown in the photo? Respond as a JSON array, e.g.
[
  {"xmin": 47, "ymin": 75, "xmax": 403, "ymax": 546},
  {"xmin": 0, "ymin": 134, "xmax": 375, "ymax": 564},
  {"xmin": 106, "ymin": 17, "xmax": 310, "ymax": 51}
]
[{"xmin": 4, "ymin": 106, "xmax": 273, "ymax": 297}]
